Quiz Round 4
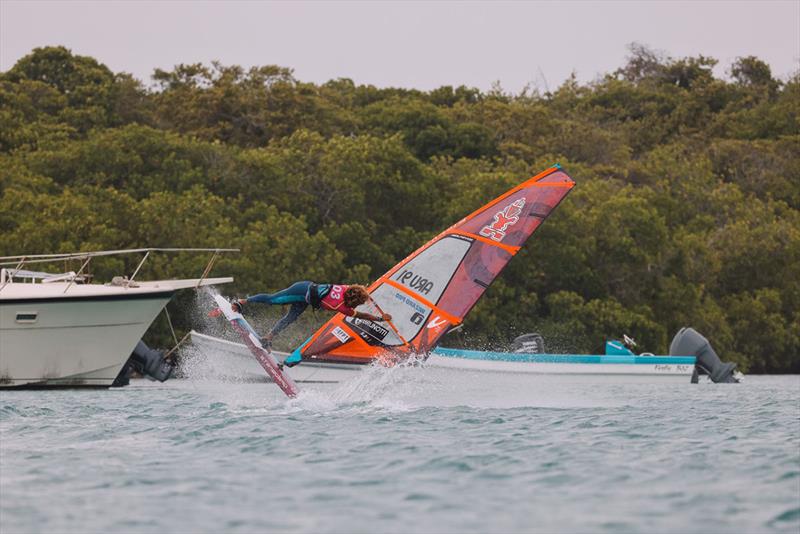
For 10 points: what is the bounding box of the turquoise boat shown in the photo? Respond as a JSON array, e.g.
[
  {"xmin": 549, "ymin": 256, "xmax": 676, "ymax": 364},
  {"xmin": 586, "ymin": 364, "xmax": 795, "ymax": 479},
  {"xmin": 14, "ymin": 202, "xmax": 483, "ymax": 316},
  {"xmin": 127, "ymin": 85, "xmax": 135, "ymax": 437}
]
[{"xmin": 427, "ymin": 329, "xmax": 742, "ymax": 384}]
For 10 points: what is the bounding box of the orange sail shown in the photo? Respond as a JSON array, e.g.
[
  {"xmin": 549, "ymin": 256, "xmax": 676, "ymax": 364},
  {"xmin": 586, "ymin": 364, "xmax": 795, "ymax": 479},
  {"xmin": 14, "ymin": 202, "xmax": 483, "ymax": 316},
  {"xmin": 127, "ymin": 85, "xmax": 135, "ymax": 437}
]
[{"xmin": 290, "ymin": 165, "xmax": 576, "ymax": 365}]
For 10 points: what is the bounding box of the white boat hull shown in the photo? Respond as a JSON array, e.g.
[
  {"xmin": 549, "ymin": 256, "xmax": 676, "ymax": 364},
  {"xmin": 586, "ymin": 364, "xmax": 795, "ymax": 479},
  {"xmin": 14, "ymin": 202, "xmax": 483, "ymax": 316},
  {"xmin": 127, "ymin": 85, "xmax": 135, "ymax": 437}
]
[
  {"xmin": 427, "ymin": 353, "xmax": 694, "ymax": 381},
  {"xmin": 0, "ymin": 276, "xmax": 231, "ymax": 388},
  {"xmin": 0, "ymin": 295, "xmax": 172, "ymax": 387},
  {"xmin": 187, "ymin": 331, "xmax": 696, "ymax": 384},
  {"xmin": 187, "ymin": 331, "xmax": 363, "ymax": 383}
]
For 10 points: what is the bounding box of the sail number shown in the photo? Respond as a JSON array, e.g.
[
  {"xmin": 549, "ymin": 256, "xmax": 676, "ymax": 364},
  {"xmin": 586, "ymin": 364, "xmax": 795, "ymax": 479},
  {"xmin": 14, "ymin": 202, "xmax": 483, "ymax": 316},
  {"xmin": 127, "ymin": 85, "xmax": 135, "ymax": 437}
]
[{"xmin": 397, "ymin": 269, "xmax": 434, "ymax": 295}]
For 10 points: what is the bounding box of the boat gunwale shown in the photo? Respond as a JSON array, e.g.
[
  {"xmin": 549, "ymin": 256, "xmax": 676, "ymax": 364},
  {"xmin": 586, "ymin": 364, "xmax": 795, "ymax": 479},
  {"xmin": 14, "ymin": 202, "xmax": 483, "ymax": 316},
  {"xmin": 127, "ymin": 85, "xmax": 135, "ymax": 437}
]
[{"xmin": 433, "ymin": 347, "xmax": 696, "ymax": 365}]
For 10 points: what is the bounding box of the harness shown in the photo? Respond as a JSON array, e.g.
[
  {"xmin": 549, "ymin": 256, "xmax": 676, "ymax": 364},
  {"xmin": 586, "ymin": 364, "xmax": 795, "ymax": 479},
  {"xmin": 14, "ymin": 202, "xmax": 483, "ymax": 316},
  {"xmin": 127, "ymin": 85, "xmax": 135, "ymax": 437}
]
[{"xmin": 307, "ymin": 283, "xmax": 324, "ymax": 309}]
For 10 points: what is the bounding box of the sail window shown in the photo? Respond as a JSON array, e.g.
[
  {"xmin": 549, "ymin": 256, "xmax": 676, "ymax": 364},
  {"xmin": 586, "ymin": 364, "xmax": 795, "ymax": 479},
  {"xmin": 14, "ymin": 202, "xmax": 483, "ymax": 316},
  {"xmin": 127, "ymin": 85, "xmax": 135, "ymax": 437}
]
[
  {"xmin": 390, "ymin": 235, "xmax": 472, "ymax": 304},
  {"xmin": 360, "ymin": 283, "xmax": 433, "ymax": 345}
]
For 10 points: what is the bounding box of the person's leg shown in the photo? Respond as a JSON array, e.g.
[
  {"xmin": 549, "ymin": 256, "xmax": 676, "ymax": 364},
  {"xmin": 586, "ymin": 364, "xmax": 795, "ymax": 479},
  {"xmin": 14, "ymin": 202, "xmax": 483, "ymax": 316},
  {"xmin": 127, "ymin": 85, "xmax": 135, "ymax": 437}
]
[
  {"xmin": 247, "ymin": 281, "xmax": 311, "ymax": 305},
  {"xmin": 246, "ymin": 282, "xmax": 312, "ymax": 348},
  {"xmin": 265, "ymin": 301, "xmax": 308, "ymax": 341}
]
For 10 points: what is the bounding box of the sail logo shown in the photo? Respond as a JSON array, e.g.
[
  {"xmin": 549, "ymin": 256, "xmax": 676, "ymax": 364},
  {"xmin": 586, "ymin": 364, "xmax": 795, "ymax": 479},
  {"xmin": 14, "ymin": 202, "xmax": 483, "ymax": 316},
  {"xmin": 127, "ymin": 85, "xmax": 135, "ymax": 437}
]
[
  {"xmin": 346, "ymin": 317, "xmax": 389, "ymax": 344},
  {"xmin": 479, "ymin": 198, "xmax": 526, "ymax": 242},
  {"xmin": 397, "ymin": 269, "xmax": 434, "ymax": 295},
  {"xmin": 332, "ymin": 327, "xmax": 350, "ymax": 343},
  {"xmin": 427, "ymin": 316, "xmax": 448, "ymax": 329}
]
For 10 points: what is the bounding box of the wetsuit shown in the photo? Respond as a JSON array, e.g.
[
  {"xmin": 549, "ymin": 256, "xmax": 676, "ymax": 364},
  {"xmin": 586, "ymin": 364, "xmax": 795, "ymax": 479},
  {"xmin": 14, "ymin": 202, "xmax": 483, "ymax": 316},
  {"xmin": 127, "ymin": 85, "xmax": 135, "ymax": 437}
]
[{"xmin": 245, "ymin": 281, "xmax": 356, "ymax": 339}]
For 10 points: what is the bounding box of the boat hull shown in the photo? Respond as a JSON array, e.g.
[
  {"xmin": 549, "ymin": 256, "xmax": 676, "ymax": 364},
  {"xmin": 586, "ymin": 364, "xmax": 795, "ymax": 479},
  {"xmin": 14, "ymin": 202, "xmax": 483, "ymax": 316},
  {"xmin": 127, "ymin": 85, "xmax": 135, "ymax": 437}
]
[
  {"xmin": 0, "ymin": 294, "xmax": 173, "ymax": 387},
  {"xmin": 431, "ymin": 347, "xmax": 695, "ymax": 379},
  {"xmin": 187, "ymin": 331, "xmax": 697, "ymax": 384},
  {"xmin": 187, "ymin": 331, "xmax": 364, "ymax": 383},
  {"xmin": 427, "ymin": 354, "xmax": 694, "ymax": 382}
]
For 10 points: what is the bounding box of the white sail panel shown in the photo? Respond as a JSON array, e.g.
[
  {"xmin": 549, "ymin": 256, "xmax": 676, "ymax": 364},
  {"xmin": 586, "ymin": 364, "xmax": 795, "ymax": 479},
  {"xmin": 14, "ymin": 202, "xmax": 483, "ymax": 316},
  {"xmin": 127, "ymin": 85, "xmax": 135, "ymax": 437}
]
[{"xmin": 389, "ymin": 235, "xmax": 472, "ymax": 304}]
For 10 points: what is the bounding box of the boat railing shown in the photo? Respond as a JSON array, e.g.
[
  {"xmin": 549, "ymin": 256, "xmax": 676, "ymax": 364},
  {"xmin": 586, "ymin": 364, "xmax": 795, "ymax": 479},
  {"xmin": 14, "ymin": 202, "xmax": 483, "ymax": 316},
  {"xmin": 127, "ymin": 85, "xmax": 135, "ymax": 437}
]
[
  {"xmin": 0, "ymin": 269, "xmax": 88, "ymax": 285},
  {"xmin": 0, "ymin": 248, "xmax": 239, "ymax": 293}
]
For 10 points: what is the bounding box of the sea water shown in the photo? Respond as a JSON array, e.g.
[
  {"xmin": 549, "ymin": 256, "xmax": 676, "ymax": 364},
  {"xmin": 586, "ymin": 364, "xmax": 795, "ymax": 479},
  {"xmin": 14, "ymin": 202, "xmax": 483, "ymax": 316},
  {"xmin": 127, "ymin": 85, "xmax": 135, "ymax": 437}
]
[{"xmin": 1, "ymin": 368, "xmax": 798, "ymax": 534}]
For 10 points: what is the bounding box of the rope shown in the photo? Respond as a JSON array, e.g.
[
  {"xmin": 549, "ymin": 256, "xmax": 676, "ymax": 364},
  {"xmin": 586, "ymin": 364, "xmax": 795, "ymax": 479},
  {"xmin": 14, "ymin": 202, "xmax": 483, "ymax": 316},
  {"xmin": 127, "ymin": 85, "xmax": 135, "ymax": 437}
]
[
  {"xmin": 164, "ymin": 306, "xmax": 179, "ymax": 346},
  {"xmin": 164, "ymin": 332, "xmax": 192, "ymax": 361}
]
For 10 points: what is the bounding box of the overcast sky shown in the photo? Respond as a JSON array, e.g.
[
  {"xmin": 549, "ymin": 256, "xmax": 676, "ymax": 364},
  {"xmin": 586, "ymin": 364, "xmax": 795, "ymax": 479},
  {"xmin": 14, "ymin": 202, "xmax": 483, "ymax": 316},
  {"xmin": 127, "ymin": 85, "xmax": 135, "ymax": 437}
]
[{"xmin": 2, "ymin": 0, "xmax": 798, "ymax": 93}]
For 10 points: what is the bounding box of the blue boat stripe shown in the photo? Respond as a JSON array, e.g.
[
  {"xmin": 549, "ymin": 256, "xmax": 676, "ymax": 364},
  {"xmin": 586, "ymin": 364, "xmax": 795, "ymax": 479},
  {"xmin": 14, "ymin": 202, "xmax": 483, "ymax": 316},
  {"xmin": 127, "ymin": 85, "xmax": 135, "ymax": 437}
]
[{"xmin": 432, "ymin": 347, "xmax": 696, "ymax": 365}]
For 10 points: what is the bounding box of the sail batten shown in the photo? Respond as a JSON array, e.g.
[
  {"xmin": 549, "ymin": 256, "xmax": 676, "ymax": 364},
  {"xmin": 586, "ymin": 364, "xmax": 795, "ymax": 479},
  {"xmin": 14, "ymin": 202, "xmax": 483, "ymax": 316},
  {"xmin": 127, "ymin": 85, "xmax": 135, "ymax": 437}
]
[
  {"xmin": 296, "ymin": 165, "xmax": 575, "ymax": 364},
  {"xmin": 453, "ymin": 231, "xmax": 521, "ymax": 254}
]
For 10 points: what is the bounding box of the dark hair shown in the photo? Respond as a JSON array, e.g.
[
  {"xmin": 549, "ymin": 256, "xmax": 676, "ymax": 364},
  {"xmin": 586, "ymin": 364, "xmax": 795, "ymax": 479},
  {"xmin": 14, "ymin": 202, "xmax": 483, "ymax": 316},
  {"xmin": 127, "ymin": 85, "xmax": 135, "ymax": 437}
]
[{"xmin": 344, "ymin": 285, "xmax": 370, "ymax": 308}]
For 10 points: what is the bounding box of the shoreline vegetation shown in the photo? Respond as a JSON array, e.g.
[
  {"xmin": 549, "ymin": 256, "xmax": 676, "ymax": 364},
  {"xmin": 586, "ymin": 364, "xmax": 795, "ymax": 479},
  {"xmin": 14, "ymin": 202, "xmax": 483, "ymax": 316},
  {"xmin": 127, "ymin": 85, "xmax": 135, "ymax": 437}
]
[{"xmin": 1, "ymin": 45, "xmax": 797, "ymax": 373}]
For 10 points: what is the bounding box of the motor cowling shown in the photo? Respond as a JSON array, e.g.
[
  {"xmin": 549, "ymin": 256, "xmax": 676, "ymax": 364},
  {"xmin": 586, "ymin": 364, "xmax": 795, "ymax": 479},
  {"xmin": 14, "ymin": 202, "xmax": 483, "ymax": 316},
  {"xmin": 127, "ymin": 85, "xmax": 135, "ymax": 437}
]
[
  {"xmin": 112, "ymin": 340, "xmax": 174, "ymax": 387},
  {"xmin": 669, "ymin": 327, "xmax": 739, "ymax": 383}
]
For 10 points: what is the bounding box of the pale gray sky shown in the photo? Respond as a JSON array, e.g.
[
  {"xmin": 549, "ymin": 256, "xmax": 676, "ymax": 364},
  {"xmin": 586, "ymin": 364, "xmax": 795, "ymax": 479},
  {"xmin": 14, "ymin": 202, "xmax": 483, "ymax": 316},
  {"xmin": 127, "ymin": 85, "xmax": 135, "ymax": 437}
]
[{"xmin": 2, "ymin": 0, "xmax": 798, "ymax": 93}]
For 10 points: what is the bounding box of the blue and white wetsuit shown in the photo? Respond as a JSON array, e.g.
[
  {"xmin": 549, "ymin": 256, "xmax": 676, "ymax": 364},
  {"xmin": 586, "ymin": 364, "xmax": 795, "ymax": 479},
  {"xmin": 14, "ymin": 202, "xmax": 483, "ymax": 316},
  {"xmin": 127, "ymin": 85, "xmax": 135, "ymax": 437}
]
[{"xmin": 246, "ymin": 281, "xmax": 331, "ymax": 338}]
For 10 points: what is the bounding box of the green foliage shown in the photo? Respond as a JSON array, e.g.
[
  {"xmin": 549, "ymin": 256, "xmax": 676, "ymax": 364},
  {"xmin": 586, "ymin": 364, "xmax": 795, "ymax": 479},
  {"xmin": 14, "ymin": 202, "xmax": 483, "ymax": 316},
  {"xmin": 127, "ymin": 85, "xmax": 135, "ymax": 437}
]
[
  {"xmin": 360, "ymin": 97, "xmax": 498, "ymax": 160},
  {"xmin": 20, "ymin": 124, "xmax": 219, "ymax": 198},
  {"xmin": 2, "ymin": 45, "xmax": 798, "ymax": 371},
  {"xmin": 540, "ymin": 290, "xmax": 666, "ymax": 354},
  {"xmin": 150, "ymin": 62, "xmax": 353, "ymax": 146},
  {"xmin": 1, "ymin": 46, "xmax": 117, "ymax": 134}
]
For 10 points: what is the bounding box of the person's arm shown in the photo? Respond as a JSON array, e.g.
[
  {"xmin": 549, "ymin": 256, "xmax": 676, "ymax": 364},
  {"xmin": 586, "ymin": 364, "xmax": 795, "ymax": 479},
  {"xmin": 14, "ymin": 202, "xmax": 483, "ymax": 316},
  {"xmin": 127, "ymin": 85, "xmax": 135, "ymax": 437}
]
[{"xmin": 353, "ymin": 310, "xmax": 391, "ymax": 322}]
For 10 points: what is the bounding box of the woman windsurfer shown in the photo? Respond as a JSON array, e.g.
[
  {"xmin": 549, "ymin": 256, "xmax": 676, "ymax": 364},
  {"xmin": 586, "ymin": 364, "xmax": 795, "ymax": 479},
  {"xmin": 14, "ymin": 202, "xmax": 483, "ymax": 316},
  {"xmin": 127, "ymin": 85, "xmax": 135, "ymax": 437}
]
[{"xmin": 231, "ymin": 282, "xmax": 390, "ymax": 347}]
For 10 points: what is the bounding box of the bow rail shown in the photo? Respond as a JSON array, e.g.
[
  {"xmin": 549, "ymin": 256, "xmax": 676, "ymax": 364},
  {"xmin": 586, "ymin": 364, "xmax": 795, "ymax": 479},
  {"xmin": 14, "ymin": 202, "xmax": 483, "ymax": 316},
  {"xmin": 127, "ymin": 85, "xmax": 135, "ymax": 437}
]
[{"xmin": 0, "ymin": 248, "xmax": 239, "ymax": 293}]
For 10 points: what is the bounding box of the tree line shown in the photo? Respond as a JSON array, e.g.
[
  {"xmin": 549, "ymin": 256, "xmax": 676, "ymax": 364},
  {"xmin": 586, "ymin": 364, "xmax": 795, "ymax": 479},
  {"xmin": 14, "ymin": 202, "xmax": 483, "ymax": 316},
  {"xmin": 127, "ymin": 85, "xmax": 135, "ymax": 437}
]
[{"xmin": 1, "ymin": 45, "xmax": 797, "ymax": 372}]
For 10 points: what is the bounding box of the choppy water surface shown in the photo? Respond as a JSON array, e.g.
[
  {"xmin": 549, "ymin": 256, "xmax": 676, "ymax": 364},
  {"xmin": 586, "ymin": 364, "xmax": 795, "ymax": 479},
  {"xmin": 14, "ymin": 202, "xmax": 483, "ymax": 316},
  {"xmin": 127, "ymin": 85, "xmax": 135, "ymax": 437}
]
[{"xmin": 1, "ymin": 369, "xmax": 798, "ymax": 534}]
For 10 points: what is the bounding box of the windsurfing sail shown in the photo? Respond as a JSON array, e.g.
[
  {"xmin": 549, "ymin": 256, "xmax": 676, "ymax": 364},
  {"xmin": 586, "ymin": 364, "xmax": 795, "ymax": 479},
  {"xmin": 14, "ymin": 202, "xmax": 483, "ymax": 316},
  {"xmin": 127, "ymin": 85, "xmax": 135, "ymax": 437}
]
[
  {"xmin": 211, "ymin": 294, "xmax": 299, "ymax": 397},
  {"xmin": 290, "ymin": 165, "xmax": 576, "ymax": 365}
]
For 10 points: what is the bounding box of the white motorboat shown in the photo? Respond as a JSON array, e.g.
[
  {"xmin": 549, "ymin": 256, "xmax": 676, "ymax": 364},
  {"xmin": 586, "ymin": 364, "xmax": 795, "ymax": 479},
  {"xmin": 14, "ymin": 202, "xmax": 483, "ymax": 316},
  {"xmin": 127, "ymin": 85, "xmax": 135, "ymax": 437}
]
[
  {"xmin": 0, "ymin": 249, "xmax": 235, "ymax": 388},
  {"xmin": 186, "ymin": 330, "xmax": 704, "ymax": 384},
  {"xmin": 187, "ymin": 331, "xmax": 362, "ymax": 383}
]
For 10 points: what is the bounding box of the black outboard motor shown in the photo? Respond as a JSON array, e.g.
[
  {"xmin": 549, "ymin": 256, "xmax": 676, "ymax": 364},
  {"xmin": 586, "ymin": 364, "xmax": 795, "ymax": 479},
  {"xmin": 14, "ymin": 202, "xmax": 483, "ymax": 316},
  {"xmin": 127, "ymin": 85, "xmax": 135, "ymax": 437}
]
[
  {"xmin": 670, "ymin": 327, "xmax": 740, "ymax": 383},
  {"xmin": 111, "ymin": 340, "xmax": 174, "ymax": 387},
  {"xmin": 511, "ymin": 333, "xmax": 545, "ymax": 354}
]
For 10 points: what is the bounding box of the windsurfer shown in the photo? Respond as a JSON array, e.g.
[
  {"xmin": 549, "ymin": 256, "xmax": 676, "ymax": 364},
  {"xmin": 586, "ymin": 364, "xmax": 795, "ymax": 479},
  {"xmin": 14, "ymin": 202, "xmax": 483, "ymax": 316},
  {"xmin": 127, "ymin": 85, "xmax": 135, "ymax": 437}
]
[{"xmin": 231, "ymin": 281, "xmax": 390, "ymax": 346}]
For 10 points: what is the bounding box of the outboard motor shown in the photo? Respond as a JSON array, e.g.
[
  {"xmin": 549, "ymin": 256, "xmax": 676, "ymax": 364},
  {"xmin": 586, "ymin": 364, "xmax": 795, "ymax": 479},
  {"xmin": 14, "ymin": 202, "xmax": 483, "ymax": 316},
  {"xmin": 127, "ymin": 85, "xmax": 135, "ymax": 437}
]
[
  {"xmin": 511, "ymin": 333, "xmax": 545, "ymax": 354},
  {"xmin": 112, "ymin": 340, "xmax": 174, "ymax": 387},
  {"xmin": 670, "ymin": 327, "xmax": 740, "ymax": 383}
]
